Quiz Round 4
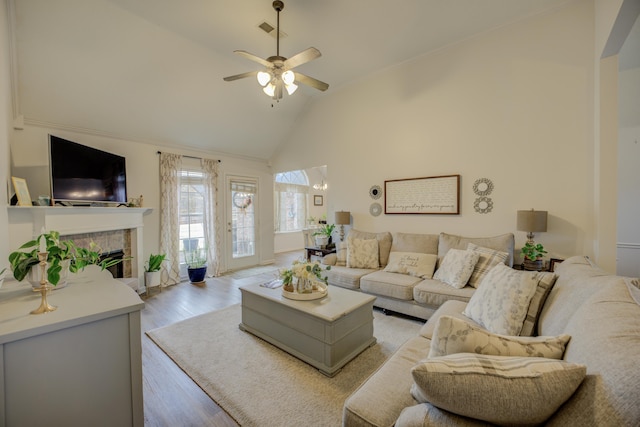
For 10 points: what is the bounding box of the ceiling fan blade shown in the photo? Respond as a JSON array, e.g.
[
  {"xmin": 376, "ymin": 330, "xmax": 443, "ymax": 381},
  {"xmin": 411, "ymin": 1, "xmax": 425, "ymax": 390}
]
[
  {"xmin": 284, "ymin": 47, "xmax": 321, "ymax": 69},
  {"xmin": 223, "ymin": 71, "xmax": 258, "ymax": 82},
  {"xmin": 294, "ymin": 72, "xmax": 329, "ymax": 92},
  {"xmin": 234, "ymin": 50, "xmax": 271, "ymax": 67}
]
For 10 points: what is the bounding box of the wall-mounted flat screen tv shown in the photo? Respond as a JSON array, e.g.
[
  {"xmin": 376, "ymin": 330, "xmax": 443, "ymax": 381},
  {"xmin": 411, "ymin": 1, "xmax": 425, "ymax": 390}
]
[{"xmin": 49, "ymin": 135, "xmax": 127, "ymax": 204}]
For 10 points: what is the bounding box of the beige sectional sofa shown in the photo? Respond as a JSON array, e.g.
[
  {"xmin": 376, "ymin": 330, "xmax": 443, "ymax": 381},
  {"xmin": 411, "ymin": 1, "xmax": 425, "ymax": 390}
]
[
  {"xmin": 342, "ymin": 255, "xmax": 640, "ymax": 426},
  {"xmin": 323, "ymin": 230, "xmax": 515, "ymax": 320}
]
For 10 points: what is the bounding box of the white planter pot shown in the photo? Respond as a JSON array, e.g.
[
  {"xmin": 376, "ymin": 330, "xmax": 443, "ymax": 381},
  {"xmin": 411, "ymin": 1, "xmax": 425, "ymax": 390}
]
[
  {"xmin": 315, "ymin": 236, "xmax": 329, "ymax": 247},
  {"xmin": 28, "ymin": 259, "xmax": 70, "ymax": 289},
  {"xmin": 145, "ymin": 271, "xmax": 162, "ymax": 289}
]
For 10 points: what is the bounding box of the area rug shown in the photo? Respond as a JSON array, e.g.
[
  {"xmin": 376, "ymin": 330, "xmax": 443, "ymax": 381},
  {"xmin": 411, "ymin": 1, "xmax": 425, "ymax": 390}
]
[{"xmin": 147, "ymin": 304, "xmax": 423, "ymax": 426}]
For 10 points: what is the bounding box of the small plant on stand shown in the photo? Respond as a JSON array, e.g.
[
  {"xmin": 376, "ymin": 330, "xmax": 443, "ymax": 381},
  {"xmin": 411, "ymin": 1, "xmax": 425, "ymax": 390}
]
[
  {"xmin": 144, "ymin": 253, "xmax": 166, "ymax": 293},
  {"xmin": 521, "ymin": 242, "xmax": 547, "ymax": 271},
  {"xmin": 312, "ymin": 224, "xmax": 336, "ymax": 248}
]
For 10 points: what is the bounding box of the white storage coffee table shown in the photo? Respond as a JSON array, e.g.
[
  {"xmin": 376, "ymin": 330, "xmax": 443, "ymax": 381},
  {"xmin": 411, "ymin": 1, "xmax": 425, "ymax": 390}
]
[{"xmin": 239, "ymin": 283, "xmax": 376, "ymax": 377}]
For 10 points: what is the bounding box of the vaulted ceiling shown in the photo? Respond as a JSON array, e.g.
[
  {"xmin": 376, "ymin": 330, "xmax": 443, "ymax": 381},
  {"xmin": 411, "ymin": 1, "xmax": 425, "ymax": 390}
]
[{"xmin": 12, "ymin": 0, "xmax": 574, "ymax": 160}]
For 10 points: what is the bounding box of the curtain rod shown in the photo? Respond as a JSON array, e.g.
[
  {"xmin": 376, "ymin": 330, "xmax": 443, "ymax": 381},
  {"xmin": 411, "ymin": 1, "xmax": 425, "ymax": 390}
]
[{"xmin": 157, "ymin": 151, "xmax": 221, "ymax": 163}]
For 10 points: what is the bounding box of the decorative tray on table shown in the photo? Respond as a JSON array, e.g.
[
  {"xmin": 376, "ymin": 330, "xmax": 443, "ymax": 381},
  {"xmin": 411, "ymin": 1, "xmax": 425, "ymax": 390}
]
[{"xmin": 282, "ymin": 286, "xmax": 328, "ymax": 301}]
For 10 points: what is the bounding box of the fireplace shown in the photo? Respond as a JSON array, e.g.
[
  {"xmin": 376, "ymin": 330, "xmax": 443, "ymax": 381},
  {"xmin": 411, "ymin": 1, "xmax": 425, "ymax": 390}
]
[
  {"xmin": 61, "ymin": 230, "xmax": 132, "ymax": 278},
  {"xmin": 100, "ymin": 249, "xmax": 125, "ymax": 278}
]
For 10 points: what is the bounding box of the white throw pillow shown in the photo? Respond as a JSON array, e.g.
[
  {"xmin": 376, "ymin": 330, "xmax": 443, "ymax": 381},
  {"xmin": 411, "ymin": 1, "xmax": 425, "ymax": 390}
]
[
  {"xmin": 383, "ymin": 252, "xmax": 438, "ymax": 279},
  {"xmin": 410, "ymin": 353, "xmax": 586, "ymax": 425},
  {"xmin": 428, "ymin": 315, "xmax": 571, "ymax": 359},
  {"xmin": 466, "ymin": 243, "xmax": 509, "ymax": 288},
  {"xmin": 463, "ymin": 263, "xmax": 539, "ymax": 335},
  {"xmin": 433, "ymin": 249, "xmax": 480, "ymax": 289},
  {"xmin": 347, "ymin": 238, "xmax": 379, "ymax": 269}
]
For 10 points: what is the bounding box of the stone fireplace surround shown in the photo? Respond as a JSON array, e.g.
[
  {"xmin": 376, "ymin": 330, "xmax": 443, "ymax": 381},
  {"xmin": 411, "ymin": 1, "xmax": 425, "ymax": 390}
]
[{"xmin": 7, "ymin": 206, "xmax": 151, "ymax": 293}]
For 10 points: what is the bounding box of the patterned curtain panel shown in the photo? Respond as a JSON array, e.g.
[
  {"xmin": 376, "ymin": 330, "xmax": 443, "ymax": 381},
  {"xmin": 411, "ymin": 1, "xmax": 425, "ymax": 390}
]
[
  {"xmin": 201, "ymin": 158, "xmax": 221, "ymax": 277},
  {"xmin": 159, "ymin": 153, "xmax": 182, "ymax": 286}
]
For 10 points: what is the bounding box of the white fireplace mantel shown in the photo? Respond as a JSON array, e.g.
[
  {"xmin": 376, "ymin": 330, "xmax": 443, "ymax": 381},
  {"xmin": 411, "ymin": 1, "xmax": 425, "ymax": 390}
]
[{"xmin": 7, "ymin": 206, "xmax": 152, "ymax": 292}]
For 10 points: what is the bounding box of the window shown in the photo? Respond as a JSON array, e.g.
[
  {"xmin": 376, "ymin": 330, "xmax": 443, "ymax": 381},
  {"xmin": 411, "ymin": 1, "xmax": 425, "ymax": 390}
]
[
  {"xmin": 179, "ymin": 168, "xmax": 205, "ymax": 276},
  {"xmin": 274, "ymin": 170, "xmax": 309, "ymax": 232}
]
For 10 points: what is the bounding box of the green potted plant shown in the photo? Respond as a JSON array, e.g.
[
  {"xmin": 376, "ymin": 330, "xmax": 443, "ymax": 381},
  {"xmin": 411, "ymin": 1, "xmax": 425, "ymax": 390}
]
[
  {"xmin": 9, "ymin": 231, "xmax": 75, "ymax": 287},
  {"xmin": 144, "ymin": 253, "xmax": 166, "ymax": 290},
  {"xmin": 69, "ymin": 241, "xmax": 129, "ymax": 273},
  {"xmin": 185, "ymin": 248, "xmax": 207, "ymax": 284},
  {"xmin": 521, "ymin": 242, "xmax": 548, "ymax": 271},
  {"xmin": 313, "ymin": 223, "xmax": 336, "ymax": 248}
]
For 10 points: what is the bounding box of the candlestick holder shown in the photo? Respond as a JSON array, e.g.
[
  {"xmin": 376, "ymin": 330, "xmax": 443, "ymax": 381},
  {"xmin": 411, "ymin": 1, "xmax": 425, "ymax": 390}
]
[{"xmin": 31, "ymin": 252, "xmax": 57, "ymax": 315}]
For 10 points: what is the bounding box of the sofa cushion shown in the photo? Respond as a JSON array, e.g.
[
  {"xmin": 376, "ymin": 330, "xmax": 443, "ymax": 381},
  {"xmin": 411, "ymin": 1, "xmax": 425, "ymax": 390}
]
[
  {"xmin": 343, "ymin": 335, "xmax": 431, "ymax": 427},
  {"xmin": 433, "ymin": 249, "xmax": 480, "ymax": 289},
  {"xmin": 384, "ymin": 252, "xmax": 438, "ymax": 279},
  {"xmin": 466, "ymin": 243, "xmax": 509, "ymax": 288},
  {"xmin": 413, "ymin": 280, "xmax": 475, "ymax": 309},
  {"xmin": 410, "ymin": 353, "xmax": 586, "ymax": 426},
  {"xmin": 396, "ymin": 403, "xmax": 491, "ymax": 427},
  {"xmin": 438, "ymin": 232, "xmax": 515, "ymax": 267},
  {"xmin": 347, "ymin": 229, "xmax": 393, "ymax": 267},
  {"xmin": 390, "ymin": 232, "xmax": 439, "ymax": 254},
  {"xmin": 545, "ymin": 278, "xmax": 640, "ymax": 426},
  {"xmin": 429, "ymin": 315, "xmax": 570, "ymax": 359},
  {"xmin": 419, "ymin": 300, "xmax": 476, "ymax": 339},
  {"xmin": 463, "ymin": 264, "xmax": 539, "ymax": 336},
  {"xmin": 347, "ymin": 237, "xmax": 379, "ymax": 269},
  {"xmin": 325, "ymin": 265, "xmax": 377, "ymax": 290},
  {"xmin": 360, "ymin": 271, "xmax": 423, "ymax": 300}
]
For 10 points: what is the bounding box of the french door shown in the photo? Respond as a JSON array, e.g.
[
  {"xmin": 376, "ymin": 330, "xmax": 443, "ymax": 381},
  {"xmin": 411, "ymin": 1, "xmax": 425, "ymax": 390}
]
[{"xmin": 226, "ymin": 175, "xmax": 259, "ymax": 270}]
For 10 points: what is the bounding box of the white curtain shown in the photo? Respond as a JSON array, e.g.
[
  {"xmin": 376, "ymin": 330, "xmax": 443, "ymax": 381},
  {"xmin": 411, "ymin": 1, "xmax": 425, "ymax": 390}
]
[
  {"xmin": 159, "ymin": 153, "xmax": 182, "ymax": 286},
  {"xmin": 201, "ymin": 158, "xmax": 221, "ymax": 277}
]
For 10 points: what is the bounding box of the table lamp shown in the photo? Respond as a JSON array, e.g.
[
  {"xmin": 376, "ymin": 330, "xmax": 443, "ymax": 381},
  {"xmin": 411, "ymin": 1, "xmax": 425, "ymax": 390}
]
[
  {"xmin": 517, "ymin": 209, "xmax": 547, "ymax": 245},
  {"xmin": 335, "ymin": 211, "xmax": 351, "ymax": 242}
]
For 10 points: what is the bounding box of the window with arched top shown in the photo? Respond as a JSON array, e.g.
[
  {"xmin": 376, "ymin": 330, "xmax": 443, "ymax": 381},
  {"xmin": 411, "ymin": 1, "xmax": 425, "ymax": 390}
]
[{"xmin": 274, "ymin": 170, "xmax": 309, "ymax": 232}]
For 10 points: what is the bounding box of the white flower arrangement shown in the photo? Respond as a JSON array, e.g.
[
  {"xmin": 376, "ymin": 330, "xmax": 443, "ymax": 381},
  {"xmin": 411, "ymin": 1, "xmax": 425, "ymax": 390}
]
[{"xmin": 280, "ymin": 260, "xmax": 330, "ymax": 293}]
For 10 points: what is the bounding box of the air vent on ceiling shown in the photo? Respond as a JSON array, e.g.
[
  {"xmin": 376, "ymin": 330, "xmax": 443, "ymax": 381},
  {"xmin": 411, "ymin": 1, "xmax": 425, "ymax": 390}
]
[{"xmin": 258, "ymin": 21, "xmax": 287, "ymax": 39}]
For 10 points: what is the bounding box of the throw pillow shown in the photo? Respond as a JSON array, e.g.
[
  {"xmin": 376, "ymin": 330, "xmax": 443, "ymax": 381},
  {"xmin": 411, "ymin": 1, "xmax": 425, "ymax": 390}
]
[
  {"xmin": 411, "ymin": 353, "xmax": 587, "ymax": 425},
  {"xmin": 347, "ymin": 238, "xmax": 379, "ymax": 269},
  {"xmin": 383, "ymin": 252, "xmax": 438, "ymax": 279},
  {"xmin": 462, "ymin": 263, "xmax": 539, "ymax": 336},
  {"xmin": 428, "ymin": 315, "xmax": 571, "ymax": 359},
  {"xmin": 520, "ymin": 270, "xmax": 558, "ymax": 336},
  {"xmin": 433, "ymin": 249, "xmax": 480, "ymax": 289},
  {"xmin": 466, "ymin": 243, "xmax": 509, "ymax": 288}
]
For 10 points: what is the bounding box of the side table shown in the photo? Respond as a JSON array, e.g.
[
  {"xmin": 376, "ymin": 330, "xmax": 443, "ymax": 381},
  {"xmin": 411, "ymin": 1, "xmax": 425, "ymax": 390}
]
[{"xmin": 305, "ymin": 246, "xmax": 336, "ymax": 261}]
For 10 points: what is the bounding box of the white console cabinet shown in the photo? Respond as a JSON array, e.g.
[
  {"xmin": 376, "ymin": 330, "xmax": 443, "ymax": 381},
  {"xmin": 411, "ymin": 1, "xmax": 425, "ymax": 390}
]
[{"xmin": 0, "ymin": 267, "xmax": 145, "ymax": 427}]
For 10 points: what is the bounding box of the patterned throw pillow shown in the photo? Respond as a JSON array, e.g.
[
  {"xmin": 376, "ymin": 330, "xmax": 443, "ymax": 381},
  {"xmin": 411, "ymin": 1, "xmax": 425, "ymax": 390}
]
[
  {"xmin": 433, "ymin": 249, "xmax": 480, "ymax": 289},
  {"xmin": 462, "ymin": 263, "xmax": 539, "ymax": 335},
  {"xmin": 428, "ymin": 315, "xmax": 571, "ymax": 359},
  {"xmin": 466, "ymin": 243, "xmax": 509, "ymax": 288},
  {"xmin": 383, "ymin": 252, "xmax": 438, "ymax": 279},
  {"xmin": 411, "ymin": 353, "xmax": 586, "ymax": 425},
  {"xmin": 347, "ymin": 238, "xmax": 379, "ymax": 269}
]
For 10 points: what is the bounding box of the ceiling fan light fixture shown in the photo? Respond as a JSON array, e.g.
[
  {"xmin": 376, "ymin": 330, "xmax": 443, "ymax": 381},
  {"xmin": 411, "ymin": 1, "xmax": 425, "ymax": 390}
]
[
  {"xmin": 263, "ymin": 83, "xmax": 276, "ymax": 97},
  {"xmin": 282, "ymin": 70, "xmax": 295, "ymax": 85},
  {"xmin": 285, "ymin": 82, "xmax": 297, "ymax": 95},
  {"xmin": 257, "ymin": 71, "xmax": 272, "ymax": 86}
]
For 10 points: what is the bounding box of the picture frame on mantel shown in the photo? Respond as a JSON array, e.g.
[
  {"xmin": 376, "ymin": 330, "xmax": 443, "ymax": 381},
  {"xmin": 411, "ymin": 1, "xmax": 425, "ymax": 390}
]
[
  {"xmin": 11, "ymin": 176, "xmax": 32, "ymax": 207},
  {"xmin": 384, "ymin": 174, "xmax": 460, "ymax": 214}
]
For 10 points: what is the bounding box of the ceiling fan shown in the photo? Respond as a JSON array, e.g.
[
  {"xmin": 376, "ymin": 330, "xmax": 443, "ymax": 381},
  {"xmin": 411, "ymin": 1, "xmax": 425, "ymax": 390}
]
[{"xmin": 223, "ymin": 0, "xmax": 329, "ymax": 101}]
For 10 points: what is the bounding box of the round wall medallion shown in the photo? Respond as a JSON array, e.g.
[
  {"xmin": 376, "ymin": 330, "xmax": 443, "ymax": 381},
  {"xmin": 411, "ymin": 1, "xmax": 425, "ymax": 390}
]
[
  {"xmin": 370, "ymin": 202, "xmax": 382, "ymax": 216},
  {"xmin": 474, "ymin": 197, "xmax": 493, "ymax": 214},
  {"xmin": 369, "ymin": 185, "xmax": 382, "ymax": 200},
  {"xmin": 472, "ymin": 178, "xmax": 494, "ymax": 196}
]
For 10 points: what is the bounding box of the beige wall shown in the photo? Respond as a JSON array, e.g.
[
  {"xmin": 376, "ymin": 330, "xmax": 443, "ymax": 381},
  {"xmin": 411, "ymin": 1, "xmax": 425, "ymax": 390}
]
[
  {"xmin": 1, "ymin": 0, "xmax": 11, "ymax": 267},
  {"xmin": 273, "ymin": 0, "xmax": 596, "ymax": 265}
]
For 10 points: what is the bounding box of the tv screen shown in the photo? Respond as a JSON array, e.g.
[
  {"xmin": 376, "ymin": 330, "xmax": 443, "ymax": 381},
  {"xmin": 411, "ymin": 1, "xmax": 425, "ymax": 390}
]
[{"xmin": 49, "ymin": 135, "xmax": 127, "ymax": 204}]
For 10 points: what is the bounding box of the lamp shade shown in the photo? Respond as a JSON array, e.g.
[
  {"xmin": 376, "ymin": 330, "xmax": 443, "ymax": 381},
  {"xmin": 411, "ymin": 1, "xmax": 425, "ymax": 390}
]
[
  {"xmin": 335, "ymin": 211, "xmax": 351, "ymax": 225},
  {"xmin": 517, "ymin": 209, "xmax": 547, "ymax": 232}
]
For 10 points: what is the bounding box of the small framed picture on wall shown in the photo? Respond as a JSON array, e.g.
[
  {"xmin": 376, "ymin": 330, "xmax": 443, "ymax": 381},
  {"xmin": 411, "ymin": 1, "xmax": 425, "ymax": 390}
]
[{"xmin": 314, "ymin": 195, "xmax": 323, "ymax": 206}]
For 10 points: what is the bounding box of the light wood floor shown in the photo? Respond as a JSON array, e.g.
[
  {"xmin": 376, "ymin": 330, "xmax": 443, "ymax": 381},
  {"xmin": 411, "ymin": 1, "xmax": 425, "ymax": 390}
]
[{"xmin": 140, "ymin": 250, "xmax": 302, "ymax": 427}]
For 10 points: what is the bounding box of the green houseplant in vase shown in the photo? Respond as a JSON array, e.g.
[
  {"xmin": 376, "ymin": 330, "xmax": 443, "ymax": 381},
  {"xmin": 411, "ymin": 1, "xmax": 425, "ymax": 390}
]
[
  {"xmin": 185, "ymin": 248, "xmax": 207, "ymax": 285},
  {"xmin": 521, "ymin": 242, "xmax": 547, "ymax": 271},
  {"xmin": 313, "ymin": 223, "xmax": 336, "ymax": 248},
  {"xmin": 9, "ymin": 231, "xmax": 75, "ymax": 288},
  {"xmin": 144, "ymin": 253, "xmax": 166, "ymax": 290},
  {"xmin": 69, "ymin": 241, "xmax": 129, "ymax": 273}
]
